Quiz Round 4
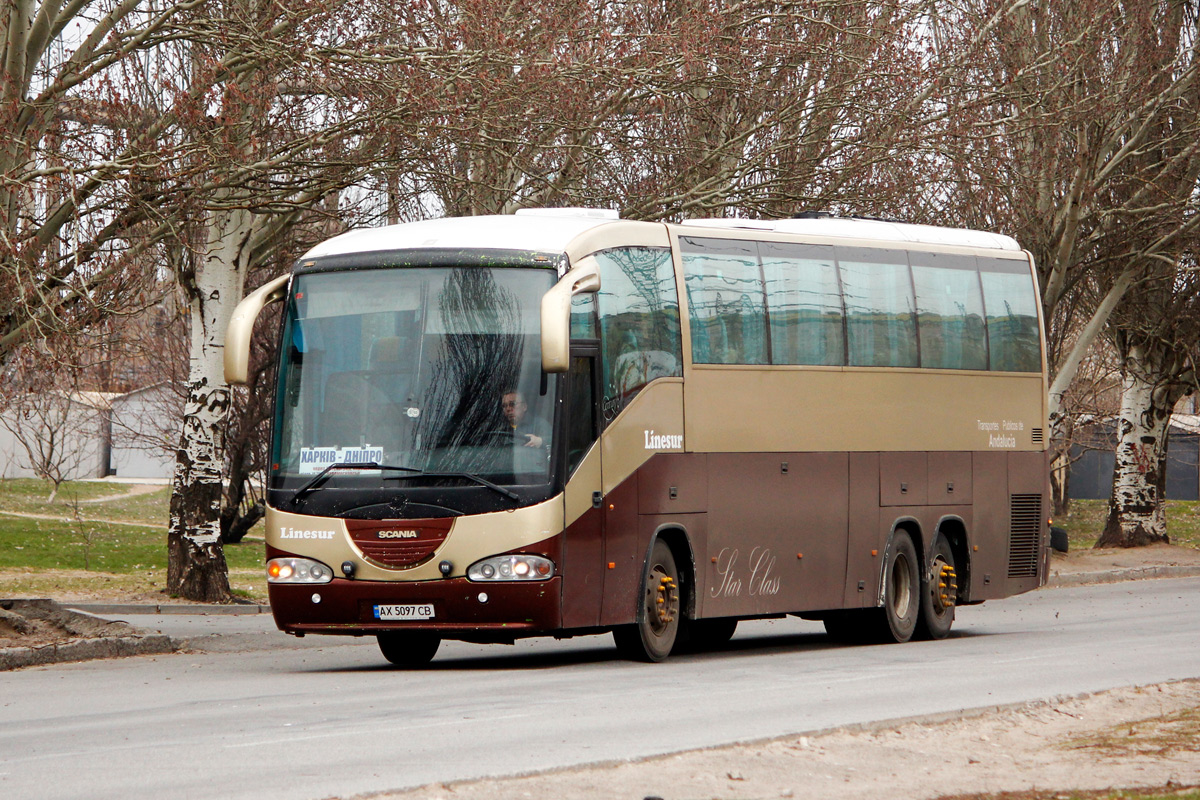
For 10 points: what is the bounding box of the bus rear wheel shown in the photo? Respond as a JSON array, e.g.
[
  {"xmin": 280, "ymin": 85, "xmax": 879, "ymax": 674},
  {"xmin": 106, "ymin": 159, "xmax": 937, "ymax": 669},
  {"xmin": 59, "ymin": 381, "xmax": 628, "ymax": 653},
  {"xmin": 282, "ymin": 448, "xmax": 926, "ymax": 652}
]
[
  {"xmin": 915, "ymin": 534, "xmax": 957, "ymax": 640},
  {"xmin": 874, "ymin": 530, "xmax": 919, "ymax": 643},
  {"xmin": 377, "ymin": 631, "xmax": 440, "ymax": 667},
  {"xmin": 613, "ymin": 539, "xmax": 680, "ymax": 662}
]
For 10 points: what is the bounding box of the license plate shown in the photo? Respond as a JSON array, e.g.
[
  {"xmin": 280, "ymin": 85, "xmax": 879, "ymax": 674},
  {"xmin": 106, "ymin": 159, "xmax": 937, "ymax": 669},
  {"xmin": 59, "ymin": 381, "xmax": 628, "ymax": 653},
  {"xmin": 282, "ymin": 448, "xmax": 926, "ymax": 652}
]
[{"xmin": 374, "ymin": 603, "xmax": 434, "ymax": 620}]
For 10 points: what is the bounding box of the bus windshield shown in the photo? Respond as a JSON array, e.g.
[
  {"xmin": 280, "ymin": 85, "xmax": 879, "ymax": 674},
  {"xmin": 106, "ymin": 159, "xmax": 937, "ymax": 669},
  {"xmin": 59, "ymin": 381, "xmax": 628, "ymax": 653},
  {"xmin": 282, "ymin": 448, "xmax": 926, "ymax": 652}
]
[{"xmin": 271, "ymin": 265, "xmax": 558, "ymax": 497}]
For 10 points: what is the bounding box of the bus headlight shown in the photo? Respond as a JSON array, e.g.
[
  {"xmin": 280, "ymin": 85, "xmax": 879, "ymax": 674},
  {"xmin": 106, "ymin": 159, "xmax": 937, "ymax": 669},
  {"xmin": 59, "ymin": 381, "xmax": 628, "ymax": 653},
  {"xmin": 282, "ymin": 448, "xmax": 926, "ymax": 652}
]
[
  {"xmin": 267, "ymin": 557, "xmax": 334, "ymax": 584},
  {"xmin": 467, "ymin": 555, "xmax": 555, "ymax": 582}
]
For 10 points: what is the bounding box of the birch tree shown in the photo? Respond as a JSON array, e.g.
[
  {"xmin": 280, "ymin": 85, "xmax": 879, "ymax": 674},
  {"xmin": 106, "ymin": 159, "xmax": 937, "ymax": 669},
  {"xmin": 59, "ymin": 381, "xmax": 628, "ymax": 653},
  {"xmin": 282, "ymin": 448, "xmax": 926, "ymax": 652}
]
[
  {"xmin": 928, "ymin": 0, "xmax": 1200, "ymax": 425},
  {"xmin": 163, "ymin": 0, "xmax": 419, "ymax": 600},
  {"xmin": 1099, "ymin": 258, "xmax": 1200, "ymax": 546}
]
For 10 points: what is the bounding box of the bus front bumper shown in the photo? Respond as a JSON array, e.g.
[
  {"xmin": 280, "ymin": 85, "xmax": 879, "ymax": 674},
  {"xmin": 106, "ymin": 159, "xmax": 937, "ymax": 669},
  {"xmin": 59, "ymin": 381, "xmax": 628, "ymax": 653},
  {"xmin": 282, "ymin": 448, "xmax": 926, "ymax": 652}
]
[{"xmin": 268, "ymin": 576, "xmax": 563, "ymax": 639}]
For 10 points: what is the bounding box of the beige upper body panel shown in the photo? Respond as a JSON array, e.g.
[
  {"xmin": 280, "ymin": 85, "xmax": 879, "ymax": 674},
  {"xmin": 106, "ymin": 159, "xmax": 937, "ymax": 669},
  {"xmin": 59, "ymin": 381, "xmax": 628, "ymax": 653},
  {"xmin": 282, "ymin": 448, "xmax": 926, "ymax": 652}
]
[
  {"xmin": 266, "ymin": 498, "xmax": 563, "ymax": 581},
  {"xmin": 684, "ymin": 366, "xmax": 1045, "ymax": 453},
  {"xmin": 601, "ymin": 379, "xmax": 685, "ymax": 494},
  {"xmin": 561, "ymin": 379, "xmax": 686, "ymax": 529}
]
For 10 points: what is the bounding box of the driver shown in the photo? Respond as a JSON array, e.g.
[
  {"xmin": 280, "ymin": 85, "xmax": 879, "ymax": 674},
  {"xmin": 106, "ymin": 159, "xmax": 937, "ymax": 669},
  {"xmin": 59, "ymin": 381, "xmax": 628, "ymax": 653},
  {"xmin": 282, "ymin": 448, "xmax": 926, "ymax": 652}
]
[{"xmin": 501, "ymin": 389, "xmax": 549, "ymax": 449}]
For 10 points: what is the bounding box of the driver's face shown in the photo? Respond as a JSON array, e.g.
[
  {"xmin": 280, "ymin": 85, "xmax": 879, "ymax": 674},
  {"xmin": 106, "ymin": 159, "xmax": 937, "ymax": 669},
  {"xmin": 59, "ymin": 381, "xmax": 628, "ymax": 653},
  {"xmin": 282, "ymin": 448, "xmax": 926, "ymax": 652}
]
[{"xmin": 502, "ymin": 393, "xmax": 526, "ymax": 426}]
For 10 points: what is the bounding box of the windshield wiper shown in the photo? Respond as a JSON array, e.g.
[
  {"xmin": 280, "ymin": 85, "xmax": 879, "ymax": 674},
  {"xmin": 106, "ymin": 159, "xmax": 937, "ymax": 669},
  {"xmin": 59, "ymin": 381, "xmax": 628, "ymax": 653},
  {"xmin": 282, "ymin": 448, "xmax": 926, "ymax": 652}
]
[
  {"xmin": 385, "ymin": 470, "xmax": 520, "ymax": 502},
  {"xmin": 291, "ymin": 462, "xmax": 421, "ymax": 504}
]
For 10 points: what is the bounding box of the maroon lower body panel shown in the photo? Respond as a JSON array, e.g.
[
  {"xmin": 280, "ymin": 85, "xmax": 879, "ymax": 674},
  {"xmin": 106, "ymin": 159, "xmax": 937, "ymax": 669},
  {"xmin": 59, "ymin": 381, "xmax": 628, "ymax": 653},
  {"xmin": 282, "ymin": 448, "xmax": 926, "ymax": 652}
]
[{"xmin": 269, "ymin": 577, "xmax": 562, "ymax": 640}]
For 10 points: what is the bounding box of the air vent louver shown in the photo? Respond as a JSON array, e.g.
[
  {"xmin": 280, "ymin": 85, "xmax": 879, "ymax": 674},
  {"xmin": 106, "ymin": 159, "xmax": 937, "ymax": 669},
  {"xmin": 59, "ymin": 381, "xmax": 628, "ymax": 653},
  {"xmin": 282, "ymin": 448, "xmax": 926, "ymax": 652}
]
[{"xmin": 1007, "ymin": 493, "xmax": 1042, "ymax": 578}]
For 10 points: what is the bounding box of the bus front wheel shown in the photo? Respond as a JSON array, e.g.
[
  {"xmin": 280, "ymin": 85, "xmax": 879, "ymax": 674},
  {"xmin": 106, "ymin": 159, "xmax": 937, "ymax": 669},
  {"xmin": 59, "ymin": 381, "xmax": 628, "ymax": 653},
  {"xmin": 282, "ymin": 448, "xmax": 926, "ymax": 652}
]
[
  {"xmin": 613, "ymin": 539, "xmax": 680, "ymax": 662},
  {"xmin": 377, "ymin": 631, "xmax": 441, "ymax": 667}
]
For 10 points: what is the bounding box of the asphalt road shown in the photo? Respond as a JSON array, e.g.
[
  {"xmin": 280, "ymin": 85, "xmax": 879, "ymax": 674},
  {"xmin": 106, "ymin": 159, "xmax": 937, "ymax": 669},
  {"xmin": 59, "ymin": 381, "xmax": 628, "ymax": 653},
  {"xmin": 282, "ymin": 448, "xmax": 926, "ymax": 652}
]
[{"xmin": 3, "ymin": 578, "xmax": 1199, "ymax": 800}]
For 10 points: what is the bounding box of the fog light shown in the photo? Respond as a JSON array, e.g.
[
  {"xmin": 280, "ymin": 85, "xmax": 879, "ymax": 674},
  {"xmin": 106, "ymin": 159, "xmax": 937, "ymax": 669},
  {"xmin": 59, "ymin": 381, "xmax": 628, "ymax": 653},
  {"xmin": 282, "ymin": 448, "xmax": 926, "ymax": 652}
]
[
  {"xmin": 478, "ymin": 592, "xmax": 489, "ymax": 603},
  {"xmin": 311, "ymin": 593, "xmax": 321, "ymax": 604}
]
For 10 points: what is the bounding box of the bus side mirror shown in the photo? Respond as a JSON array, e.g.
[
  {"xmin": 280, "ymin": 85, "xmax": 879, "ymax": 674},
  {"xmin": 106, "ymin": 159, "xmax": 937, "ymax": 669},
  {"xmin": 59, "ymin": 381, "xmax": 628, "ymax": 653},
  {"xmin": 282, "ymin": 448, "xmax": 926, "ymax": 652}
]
[
  {"xmin": 541, "ymin": 258, "xmax": 601, "ymax": 373},
  {"xmin": 225, "ymin": 274, "xmax": 291, "ymax": 385}
]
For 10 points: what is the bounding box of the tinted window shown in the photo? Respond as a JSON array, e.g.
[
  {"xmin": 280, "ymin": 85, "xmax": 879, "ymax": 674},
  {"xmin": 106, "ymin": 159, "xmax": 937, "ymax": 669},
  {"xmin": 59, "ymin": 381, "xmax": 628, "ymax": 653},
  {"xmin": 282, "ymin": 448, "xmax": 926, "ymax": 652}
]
[
  {"xmin": 760, "ymin": 242, "xmax": 844, "ymax": 366},
  {"xmin": 837, "ymin": 247, "xmax": 918, "ymax": 368},
  {"xmin": 911, "ymin": 252, "xmax": 987, "ymax": 370},
  {"xmin": 681, "ymin": 237, "xmax": 768, "ymax": 365},
  {"xmin": 593, "ymin": 247, "xmax": 682, "ymax": 421},
  {"xmin": 570, "ymin": 293, "xmax": 597, "ymax": 339},
  {"xmin": 980, "ymin": 258, "xmax": 1041, "ymax": 372},
  {"xmin": 566, "ymin": 355, "xmax": 598, "ymax": 476}
]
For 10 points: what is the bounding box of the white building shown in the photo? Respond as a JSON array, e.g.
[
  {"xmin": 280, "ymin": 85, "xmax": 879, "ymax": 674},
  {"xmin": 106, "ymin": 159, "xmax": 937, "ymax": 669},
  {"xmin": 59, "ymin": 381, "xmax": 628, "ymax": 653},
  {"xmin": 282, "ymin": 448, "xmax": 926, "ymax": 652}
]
[
  {"xmin": 0, "ymin": 385, "xmax": 179, "ymax": 482},
  {"xmin": 108, "ymin": 384, "xmax": 179, "ymax": 480}
]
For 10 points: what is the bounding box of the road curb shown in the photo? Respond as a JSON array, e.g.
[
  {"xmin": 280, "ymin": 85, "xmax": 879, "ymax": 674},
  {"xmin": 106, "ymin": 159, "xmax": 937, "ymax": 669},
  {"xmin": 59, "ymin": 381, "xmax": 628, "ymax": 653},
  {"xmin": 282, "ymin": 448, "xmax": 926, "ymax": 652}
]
[
  {"xmin": 1047, "ymin": 564, "xmax": 1200, "ymax": 587},
  {"xmin": 68, "ymin": 603, "xmax": 270, "ymax": 616},
  {"xmin": 0, "ymin": 634, "xmax": 178, "ymax": 670}
]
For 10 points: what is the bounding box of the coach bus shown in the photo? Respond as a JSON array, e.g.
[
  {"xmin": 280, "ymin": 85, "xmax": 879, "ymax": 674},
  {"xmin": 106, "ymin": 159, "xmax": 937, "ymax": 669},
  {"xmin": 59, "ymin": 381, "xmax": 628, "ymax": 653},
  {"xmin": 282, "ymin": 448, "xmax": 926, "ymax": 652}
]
[{"xmin": 225, "ymin": 209, "xmax": 1050, "ymax": 666}]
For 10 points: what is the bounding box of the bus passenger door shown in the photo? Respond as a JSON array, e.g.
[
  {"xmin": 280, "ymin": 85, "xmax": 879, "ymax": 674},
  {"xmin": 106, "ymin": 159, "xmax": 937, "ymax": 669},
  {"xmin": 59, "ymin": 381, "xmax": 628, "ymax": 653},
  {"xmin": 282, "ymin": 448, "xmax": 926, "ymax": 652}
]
[{"xmin": 560, "ymin": 348, "xmax": 605, "ymax": 629}]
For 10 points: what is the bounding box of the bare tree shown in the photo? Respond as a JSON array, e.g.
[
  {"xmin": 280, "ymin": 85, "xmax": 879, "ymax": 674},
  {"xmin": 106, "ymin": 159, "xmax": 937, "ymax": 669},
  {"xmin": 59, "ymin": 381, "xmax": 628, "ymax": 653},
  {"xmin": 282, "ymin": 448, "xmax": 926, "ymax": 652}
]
[
  {"xmin": 926, "ymin": 0, "xmax": 1200, "ymax": 424},
  {"xmin": 0, "ymin": 362, "xmax": 105, "ymax": 500},
  {"xmin": 1, "ymin": 0, "xmax": 204, "ymax": 366},
  {"xmin": 356, "ymin": 1, "xmax": 934, "ymax": 221}
]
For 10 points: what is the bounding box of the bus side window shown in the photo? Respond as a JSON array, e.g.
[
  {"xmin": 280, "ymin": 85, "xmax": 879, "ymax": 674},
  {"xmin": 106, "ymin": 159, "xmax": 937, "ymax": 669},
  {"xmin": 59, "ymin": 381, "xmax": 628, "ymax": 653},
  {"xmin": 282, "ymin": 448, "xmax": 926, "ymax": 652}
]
[
  {"xmin": 910, "ymin": 251, "xmax": 987, "ymax": 371},
  {"xmin": 593, "ymin": 247, "xmax": 681, "ymax": 420},
  {"xmin": 979, "ymin": 259, "xmax": 1041, "ymax": 372},
  {"xmin": 837, "ymin": 246, "xmax": 918, "ymax": 368},
  {"xmin": 759, "ymin": 241, "xmax": 843, "ymax": 366},
  {"xmin": 566, "ymin": 354, "xmax": 600, "ymax": 476},
  {"xmin": 571, "ymin": 293, "xmax": 598, "ymax": 339},
  {"xmin": 680, "ymin": 237, "xmax": 767, "ymax": 365}
]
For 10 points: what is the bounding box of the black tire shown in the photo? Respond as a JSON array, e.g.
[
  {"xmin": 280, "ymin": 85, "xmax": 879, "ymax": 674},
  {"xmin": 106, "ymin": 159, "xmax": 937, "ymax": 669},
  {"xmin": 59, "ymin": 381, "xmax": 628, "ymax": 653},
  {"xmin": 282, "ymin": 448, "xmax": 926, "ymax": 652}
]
[
  {"xmin": 915, "ymin": 534, "xmax": 956, "ymax": 641},
  {"xmin": 676, "ymin": 617, "xmax": 738, "ymax": 652},
  {"xmin": 377, "ymin": 631, "xmax": 441, "ymax": 667},
  {"xmin": 873, "ymin": 530, "xmax": 919, "ymax": 643},
  {"xmin": 613, "ymin": 539, "xmax": 680, "ymax": 662},
  {"xmin": 1050, "ymin": 526, "xmax": 1069, "ymax": 553}
]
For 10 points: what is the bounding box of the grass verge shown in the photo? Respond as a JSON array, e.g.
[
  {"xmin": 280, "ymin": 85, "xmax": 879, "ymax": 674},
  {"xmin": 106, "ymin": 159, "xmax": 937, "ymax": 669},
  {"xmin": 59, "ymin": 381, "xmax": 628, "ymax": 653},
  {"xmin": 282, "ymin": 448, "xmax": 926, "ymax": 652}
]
[
  {"xmin": 1059, "ymin": 499, "xmax": 1200, "ymax": 551},
  {"xmin": 0, "ymin": 479, "xmax": 266, "ymax": 602}
]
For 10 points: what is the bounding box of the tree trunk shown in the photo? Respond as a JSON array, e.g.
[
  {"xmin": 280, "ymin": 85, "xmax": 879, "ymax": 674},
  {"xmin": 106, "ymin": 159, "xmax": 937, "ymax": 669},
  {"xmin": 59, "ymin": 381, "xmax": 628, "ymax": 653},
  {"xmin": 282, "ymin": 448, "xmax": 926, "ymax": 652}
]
[
  {"xmin": 1096, "ymin": 347, "xmax": 1174, "ymax": 548},
  {"xmin": 1050, "ymin": 448, "xmax": 1070, "ymax": 518},
  {"xmin": 167, "ymin": 206, "xmax": 259, "ymax": 601}
]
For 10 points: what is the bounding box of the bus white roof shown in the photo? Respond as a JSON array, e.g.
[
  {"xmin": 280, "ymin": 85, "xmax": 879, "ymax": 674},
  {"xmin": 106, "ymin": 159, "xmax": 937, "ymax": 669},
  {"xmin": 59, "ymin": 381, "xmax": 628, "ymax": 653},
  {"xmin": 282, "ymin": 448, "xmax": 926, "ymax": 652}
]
[
  {"xmin": 301, "ymin": 214, "xmax": 628, "ymax": 260},
  {"xmin": 301, "ymin": 211, "xmax": 1024, "ymax": 261},
  {"xmin": 680, "ymin": 217, "xmax": 1023, "ymax": 252}
]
